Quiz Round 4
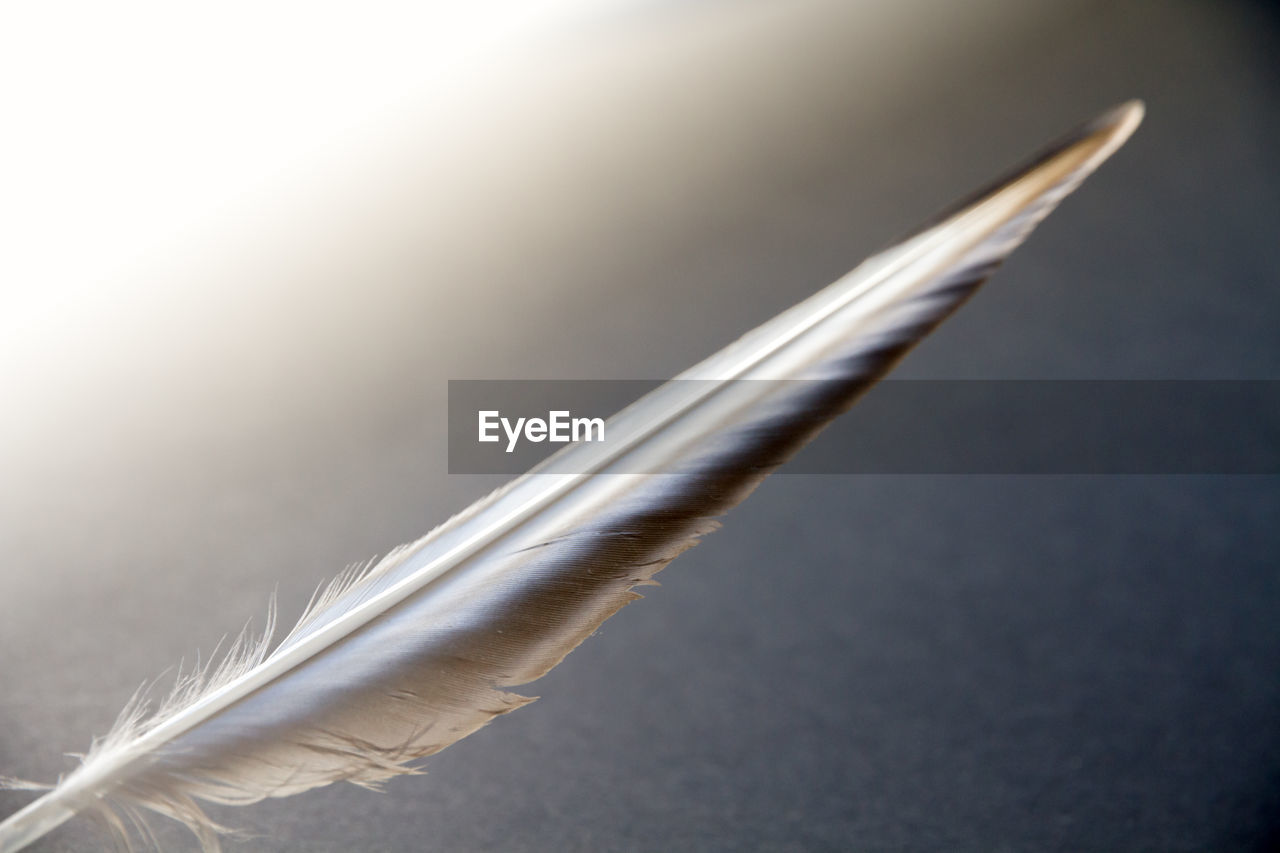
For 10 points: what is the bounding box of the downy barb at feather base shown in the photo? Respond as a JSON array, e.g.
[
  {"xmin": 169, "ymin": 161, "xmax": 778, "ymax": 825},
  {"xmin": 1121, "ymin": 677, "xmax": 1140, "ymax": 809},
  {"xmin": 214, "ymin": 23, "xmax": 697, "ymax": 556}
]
[{"xmin": 0, "ymin": 101, "xmax": 1144, "ymax": 852}]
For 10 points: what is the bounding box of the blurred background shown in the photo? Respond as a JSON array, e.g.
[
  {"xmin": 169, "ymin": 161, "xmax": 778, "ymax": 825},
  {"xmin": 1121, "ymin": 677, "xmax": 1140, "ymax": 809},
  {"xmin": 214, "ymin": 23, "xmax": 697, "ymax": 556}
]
[{"xmin": 1, "ymin": 0, "xmax": 1278, "ymax": 849}]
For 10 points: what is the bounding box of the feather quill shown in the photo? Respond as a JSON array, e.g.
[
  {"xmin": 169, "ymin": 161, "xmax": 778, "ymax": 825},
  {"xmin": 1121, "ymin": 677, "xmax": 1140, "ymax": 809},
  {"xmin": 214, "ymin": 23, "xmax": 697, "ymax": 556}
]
[{"xmin": 0, "ymin": 101, "xmax": 1142, "ymax": 851}]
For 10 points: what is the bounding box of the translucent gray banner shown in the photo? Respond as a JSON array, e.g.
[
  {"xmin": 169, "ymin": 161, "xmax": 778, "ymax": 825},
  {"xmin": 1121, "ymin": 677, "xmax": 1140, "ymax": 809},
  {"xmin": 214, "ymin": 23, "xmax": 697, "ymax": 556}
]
[{"xmin": 447, "ymin": 380, "xmax": 1279, "ymax": 475}]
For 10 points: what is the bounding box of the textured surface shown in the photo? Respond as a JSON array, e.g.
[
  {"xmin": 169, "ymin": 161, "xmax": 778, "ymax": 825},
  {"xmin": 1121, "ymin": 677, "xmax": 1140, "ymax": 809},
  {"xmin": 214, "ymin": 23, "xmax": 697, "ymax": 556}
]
[{"xmin": 1, "ymin": 1, "xmax": 1278, "ymax": 850}]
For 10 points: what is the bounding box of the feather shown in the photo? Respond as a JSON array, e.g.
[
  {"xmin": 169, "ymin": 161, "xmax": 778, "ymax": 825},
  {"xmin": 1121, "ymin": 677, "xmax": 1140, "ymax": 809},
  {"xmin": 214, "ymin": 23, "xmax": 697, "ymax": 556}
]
[{"xmin": 0, "ymin": 101, "xmax": 1143, "ymax": 852}]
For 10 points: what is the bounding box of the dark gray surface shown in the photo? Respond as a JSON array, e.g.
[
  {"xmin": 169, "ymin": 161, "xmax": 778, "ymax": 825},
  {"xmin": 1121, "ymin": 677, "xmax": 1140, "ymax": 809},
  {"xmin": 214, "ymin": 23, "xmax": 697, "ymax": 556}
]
[{"xmin": 2, "ymin": 1, "xmax": 1278, "ymax": 850}]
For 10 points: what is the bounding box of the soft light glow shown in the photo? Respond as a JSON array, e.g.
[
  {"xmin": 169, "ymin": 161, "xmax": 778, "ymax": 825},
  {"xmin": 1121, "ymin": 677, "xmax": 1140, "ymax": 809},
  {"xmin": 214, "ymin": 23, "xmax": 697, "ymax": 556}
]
[{"xmin": 0, "ymin": 0, "xmax": 603, "ymax": 332}]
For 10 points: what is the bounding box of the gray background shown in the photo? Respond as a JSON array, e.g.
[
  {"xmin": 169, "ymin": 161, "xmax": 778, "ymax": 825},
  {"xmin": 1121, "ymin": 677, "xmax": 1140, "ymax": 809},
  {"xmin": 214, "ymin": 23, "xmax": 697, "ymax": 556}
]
[{"xmin": 1, "ymin": 0, "xmax": 1278, "ymax": 850}]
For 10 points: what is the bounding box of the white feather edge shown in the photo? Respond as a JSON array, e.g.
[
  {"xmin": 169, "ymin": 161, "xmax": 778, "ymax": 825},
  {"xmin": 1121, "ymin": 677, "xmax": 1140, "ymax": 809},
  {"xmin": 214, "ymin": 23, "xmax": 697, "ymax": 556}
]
[{"xmin": 0, "ymin": 101, "xmax": 1142, "ymax": 852}]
